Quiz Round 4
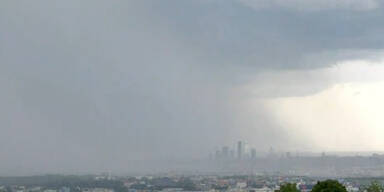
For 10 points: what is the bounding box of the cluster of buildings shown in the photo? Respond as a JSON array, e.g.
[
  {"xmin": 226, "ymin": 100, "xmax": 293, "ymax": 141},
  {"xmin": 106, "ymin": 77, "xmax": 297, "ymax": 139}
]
[
  {"xmin": 208, "ymin": 141, "xmax": 384, "ymax": 177},
  {"xmin": 123, "ymin": 175, "xmax": 361, "ymax": 192},
  {"xmin": 0, "ymin": 174, "xmax": 367, "ymax": 192},
  {"xmin": 212, "ymin": 141, "xmax": 259, "ymax": 160}
]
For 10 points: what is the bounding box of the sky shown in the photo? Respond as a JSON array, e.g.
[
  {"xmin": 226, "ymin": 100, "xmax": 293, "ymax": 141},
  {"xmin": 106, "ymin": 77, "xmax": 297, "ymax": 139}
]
[{"xmin": 1, "ymin": 0, "xmax": 384, "ymax": 175}]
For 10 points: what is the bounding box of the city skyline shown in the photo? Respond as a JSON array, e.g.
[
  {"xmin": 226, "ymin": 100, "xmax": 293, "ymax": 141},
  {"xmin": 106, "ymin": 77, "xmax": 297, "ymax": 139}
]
[{"xmin": 211, "ymin": 140, "xmax": 384, "ymax": 161}]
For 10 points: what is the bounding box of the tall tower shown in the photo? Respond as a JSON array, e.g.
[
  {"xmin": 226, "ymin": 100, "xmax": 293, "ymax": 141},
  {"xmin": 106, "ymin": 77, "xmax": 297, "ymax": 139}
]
[
  {"xmin": 237, "ymin": 141, "xmax": 243, "ymax": 159},
  {"xmin": 222, "ymin": 146, "xmax": 229, "ymax": 159},
  {"xmin": 251, "ymin": 148, "xmax": 256, "ymax": 159}
]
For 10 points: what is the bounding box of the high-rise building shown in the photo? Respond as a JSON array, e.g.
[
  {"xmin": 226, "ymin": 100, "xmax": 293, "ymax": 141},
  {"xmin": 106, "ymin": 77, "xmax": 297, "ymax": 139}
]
[
  {"xmin": 215, "ymin": 150, "xmax": 221, "ymax": 160},
  {"xmin": 268, "ymin": 146, "xmax": 276, "ymax": 159},
  {"xmin": 230, "ymin": 149, "xmax": 235, "ymax": 159},
  {"xmin": 286, "ymin": 152, "xmax": 291, "ymax": 158},
  {"xmin": 222, "ymin": 146, "xmax": 229, "ymax": 159},
  {"xmin": 237, "ymin": 141, "xmax": 243, "ymax": 159},
  {"xmin": 243, "ymin": 141, "xmax": 250, "ymax": 158},
  {"xmin": 251, "ymin": 148, "xmax": 256, "ymax": 159}
]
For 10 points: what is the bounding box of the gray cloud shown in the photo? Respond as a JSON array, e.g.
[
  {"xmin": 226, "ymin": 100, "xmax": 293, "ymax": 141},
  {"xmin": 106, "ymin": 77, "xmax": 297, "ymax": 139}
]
[
  {"xmin": 1, "ymin": 0, "xmax": 384, "ymax": 175},
  {"xmin": 238, "ymin": 0, "xmax": 380, "ymax": 11}
]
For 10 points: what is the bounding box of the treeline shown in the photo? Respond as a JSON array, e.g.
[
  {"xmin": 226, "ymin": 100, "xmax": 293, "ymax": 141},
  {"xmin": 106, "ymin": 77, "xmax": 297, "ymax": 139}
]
[{"xmin": 277, "ymin": 180, "xmax": 384, "ymax": 192}]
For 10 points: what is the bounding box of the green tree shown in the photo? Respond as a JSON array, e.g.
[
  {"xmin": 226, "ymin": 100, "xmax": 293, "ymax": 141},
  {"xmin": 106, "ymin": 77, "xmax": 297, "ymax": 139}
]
[
  {"xmin": 276, "ymin": 183, "xmax": 300, "ymax": 192},
  {"xmin": 366, "ymin": 181, "xmax": 384, "ymax": 192},
  {"xmin": 311, "ymin": 180, "xmax": 347, "ymax": 192}
]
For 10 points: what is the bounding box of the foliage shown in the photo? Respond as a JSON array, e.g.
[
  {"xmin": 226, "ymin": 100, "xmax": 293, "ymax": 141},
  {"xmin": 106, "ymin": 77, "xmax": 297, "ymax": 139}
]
[
  {"xmin": 366, "ymin": 181, "xmax": 384, "ymax": 192},
  {"xmin": 311, "ymin": 180, "xmax": 347, "ymax": 192},
  {"xmin": 276, "ymin": 183, "xmax": 300, "ymax": 192}
]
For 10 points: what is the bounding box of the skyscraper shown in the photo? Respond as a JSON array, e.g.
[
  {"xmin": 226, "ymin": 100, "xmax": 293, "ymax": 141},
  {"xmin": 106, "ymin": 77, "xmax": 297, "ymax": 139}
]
[
  {"xmin": 222, "ymin": 146, "xmax": 229, "ymax": 159},
  {"xmin": 251, "ymin": 148, "xmax": 256, "ymax": 159},
  {"xmin": 237, "ymin": 141, "xmax": 243, "ymax": 159},
  {"xmin": 215, "ymin": 150, "xmax": 221, "ymax": 160},
  {"xmin": 230, "ymin": 150, "xmax": 235, "ymax": 159}
]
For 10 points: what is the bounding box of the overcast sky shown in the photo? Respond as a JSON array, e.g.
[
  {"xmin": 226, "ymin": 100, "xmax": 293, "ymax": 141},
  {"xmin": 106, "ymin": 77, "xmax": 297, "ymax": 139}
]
[{"xmin": 2, "ymin": 0, "xmax": 384, "ymax": 175}]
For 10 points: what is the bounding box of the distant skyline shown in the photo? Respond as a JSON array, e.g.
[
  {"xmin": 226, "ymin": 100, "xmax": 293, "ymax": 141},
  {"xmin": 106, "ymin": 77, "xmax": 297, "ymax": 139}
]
[
  {"xmin": 2, "ymin": 0, "xmax": 384, "ymax": 175},
  {"xmin": 212, "ymin": 140, "xmax": 384, "ymax": 159}
]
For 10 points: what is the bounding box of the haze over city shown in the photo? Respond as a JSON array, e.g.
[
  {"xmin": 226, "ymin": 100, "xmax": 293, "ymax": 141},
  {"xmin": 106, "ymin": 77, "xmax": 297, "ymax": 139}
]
[{"xmin": 2, "ymin": 0, "xmax": 384, "ymax": 176}]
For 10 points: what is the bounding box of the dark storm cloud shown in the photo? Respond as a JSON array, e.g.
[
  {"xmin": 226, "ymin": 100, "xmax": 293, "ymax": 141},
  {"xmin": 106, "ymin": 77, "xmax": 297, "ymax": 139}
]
[
  {"xmin": 151, "ymin": 0, "xmax": 384, "ymax": 69},
  {"xmin": 1, "ymin": 0, "xmax": 384, "ymax": 175}
]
